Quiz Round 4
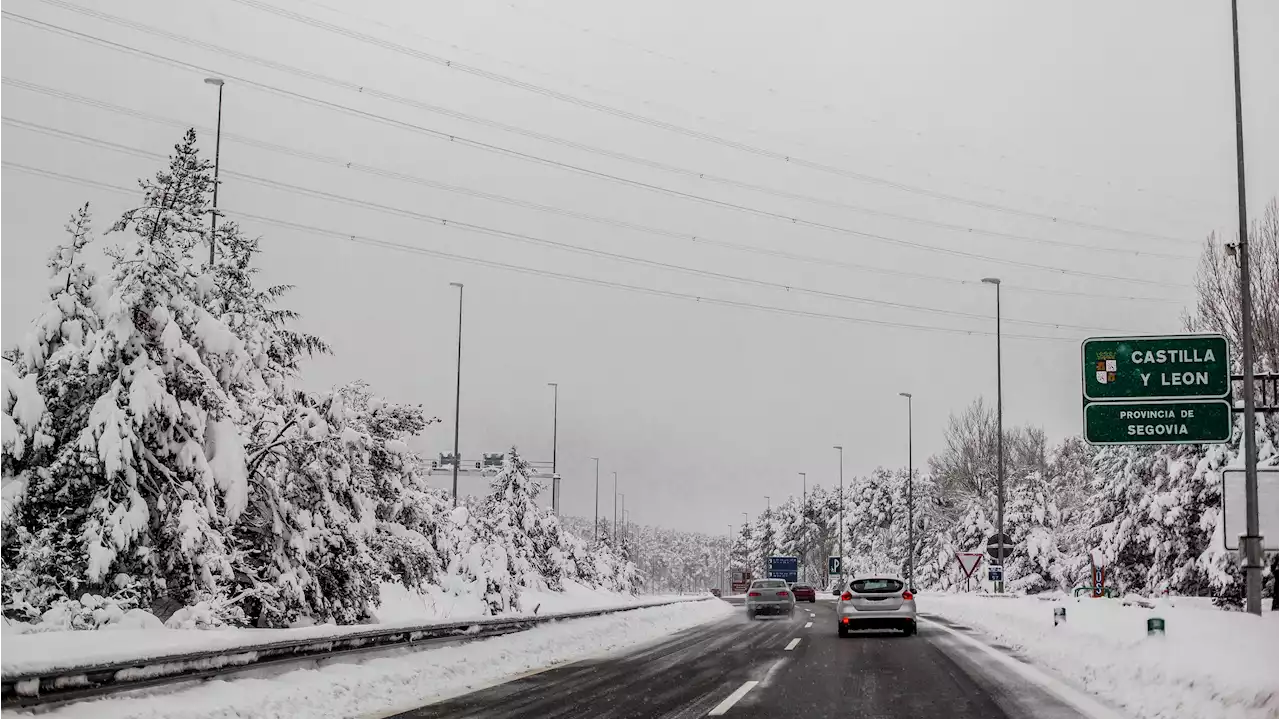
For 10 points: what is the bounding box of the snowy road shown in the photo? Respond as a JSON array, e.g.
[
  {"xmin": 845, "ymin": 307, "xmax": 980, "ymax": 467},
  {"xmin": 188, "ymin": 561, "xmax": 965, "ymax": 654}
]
[{"xmin": 392, "ymin": 599, "xmax": 1111, "ymax": 719}]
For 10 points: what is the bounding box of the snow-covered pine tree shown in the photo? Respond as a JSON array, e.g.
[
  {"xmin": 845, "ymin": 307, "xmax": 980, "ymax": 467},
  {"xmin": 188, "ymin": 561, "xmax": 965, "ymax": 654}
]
[
  {"xmin": 2, "ymin": 204, "xmax": 109, "ymax": 618},
  {"xmin": 75, "ymin": 129, "xmax": 263, "ymax": 621},
  {"xmin": 480, "ymin": 448, "xmax": 556, "ymax": 595}
]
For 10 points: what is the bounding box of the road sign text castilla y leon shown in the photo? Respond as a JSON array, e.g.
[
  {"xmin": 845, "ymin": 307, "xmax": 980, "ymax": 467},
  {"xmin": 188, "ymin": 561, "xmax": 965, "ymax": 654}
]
[{"xmin": 1081, "ymin": 334, "xmax": 1231, "ymax": 446}]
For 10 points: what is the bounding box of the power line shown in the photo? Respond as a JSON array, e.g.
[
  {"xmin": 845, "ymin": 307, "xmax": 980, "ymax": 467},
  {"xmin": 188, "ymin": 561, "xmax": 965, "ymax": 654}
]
[
  {"xmin": 1, "ymin": 76, "xmax": 1189, "ymax": 306},
  {"xmin": 2, "ymin": 159, "xmax": 1100, "ymax": 342},
  {"xmin": 495, "ymin": 0, "xmax": 1233, "ymax": 221},
  {"xmin": 0, "ymin": 11, "xmax": 1196, "ymax": 292},
  {"xmin": 3, "ymin": 116, "xmax": 1137, "ymax": 335},
  {"xmin": 223, "ymin": 0, "xmax": 1198, "ymax": 245},
  {"xmin": 21, "ymin": 0, "xmax": 1199, "ymax": 262}
]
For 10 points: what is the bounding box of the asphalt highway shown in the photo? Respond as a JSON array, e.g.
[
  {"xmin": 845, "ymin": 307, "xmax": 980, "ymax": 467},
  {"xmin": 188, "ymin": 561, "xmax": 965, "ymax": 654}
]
[{"xmin": 390, "ymin": 598, "xmax": 1099, "ymax": 719}]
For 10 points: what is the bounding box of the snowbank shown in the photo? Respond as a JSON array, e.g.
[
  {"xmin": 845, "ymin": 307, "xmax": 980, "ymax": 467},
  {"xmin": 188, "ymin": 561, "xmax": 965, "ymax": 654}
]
[
  {"xmin": 373, "ymin": 580, "xmax": 691, "ymax": 624},
  {"xmin": 1, "ymin": 585, "xmax": 696, "ymax": 678},
  {"xmin": 923, "ymin": 593, "xmax": 1278, "ymax": 719},
  {"xmin": 7, "ymin": 597, "xmax": 734, "ymax": 719}
]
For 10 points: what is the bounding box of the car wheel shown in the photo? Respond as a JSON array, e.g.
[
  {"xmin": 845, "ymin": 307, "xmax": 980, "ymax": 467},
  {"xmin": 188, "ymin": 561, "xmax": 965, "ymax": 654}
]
[
  {"xmin": 904, "ymin": 622, "xmax": 917, "ymax": 636},
  {"xmin": 838, "ymin": 623, "xmax": 849, "ymax": 638},
  {"xmin": 810, "ymin": 598, "xmax": 816, "ymax": 603}
]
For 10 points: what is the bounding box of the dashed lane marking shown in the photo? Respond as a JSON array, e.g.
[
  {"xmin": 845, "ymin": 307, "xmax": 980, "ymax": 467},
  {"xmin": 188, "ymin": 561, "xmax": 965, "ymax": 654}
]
[
  {"xmin": 784, "ymin": 638, "xmax": 801, "ymax": 651},
  {"xmin": 804, "ymin": 621, "xmax": 813, "ymax": 628},
  {"xmin": 707, "ymin": 680, "xmax": 759, "ymax": 716}
]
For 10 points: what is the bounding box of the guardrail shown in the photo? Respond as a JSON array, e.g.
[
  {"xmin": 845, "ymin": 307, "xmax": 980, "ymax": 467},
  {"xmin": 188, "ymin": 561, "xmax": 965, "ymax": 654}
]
[{"xmin": 2, "ymin": 595, "xmax": 713, "ymax": 709}]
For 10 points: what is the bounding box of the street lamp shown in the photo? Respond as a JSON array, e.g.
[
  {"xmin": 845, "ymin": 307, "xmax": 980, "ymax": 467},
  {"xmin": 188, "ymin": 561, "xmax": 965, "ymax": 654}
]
[
  {"xmin": 799, "ymin": 472, "xmax": 807, "ymax": 582},
  {"xmin": 548, "ymin": 382, "xmax": 559, "ymax": 515},
  {"xmin": 203, "ymin": 77, "xmax": 224, "ymax": 265},
  {"xmin": 834, "ymin": 445, "xmax": 844, "ymax": 590},
  {"xmin": 899, "ymin": 392, "xmax": 914, "ymax": 592},
  {"xmin": 1230, "ymin": 0, "xmax": 1263, "ymax": 616},
  {"xmin": 982, "ymin": 277, "xmax": 1005, "ymax": 592},
  {"xmin": 590, "ymin": 457, "xmax": 600, "ymax": 545},
  {"xmin": 449, "ymin": 282, "xmax": 464, "ymax": 506}
]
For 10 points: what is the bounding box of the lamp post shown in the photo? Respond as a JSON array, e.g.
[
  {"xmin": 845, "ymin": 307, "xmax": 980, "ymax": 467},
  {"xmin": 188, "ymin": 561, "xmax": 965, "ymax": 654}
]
[
  {"xmin": 203, "ymin": 77, "xmax": 224, "ymax": 265},
  {"xmin": 613, "ymin": 472, "xmax": 619, "ymax": 543},
  {"xmin": 1230, "ymin": 0, "xmax": 1263, "ymax": 617},
  {"xmin": 800, "ymin": 472, "xmax": 807, "ymax": 581},
  {"xmin": 548, "ymin": 382, "xmax": 559, "ymax": 515},
  {"xmin": 590, "ymin": 457, "xmax": 600, "ymax": 545},
  {"xmin": 899, "ymin": 392, "xmax": 914, "ymax": 592},
  {"xmin": 834, "ymin": 445, "xmax": 844, "ymax": 590},
  {"xmin": 982, "ymin": 277, "xmax": 1005, "ymax": 592},
  {"xmin": 620, "ymin": 494, "xmax": 626, "ymax": 548},
  {"xmin": 449, "ymin": 282, "xmax": 464, "ymax": 507}
]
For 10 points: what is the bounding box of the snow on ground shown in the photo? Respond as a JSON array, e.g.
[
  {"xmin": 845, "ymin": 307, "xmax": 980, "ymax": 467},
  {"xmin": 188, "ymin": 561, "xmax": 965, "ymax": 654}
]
[
  {"xmin": 4, "ymin": 597, "xmax": 734, "ymax": 719},
  {"xmin": 923, "ymin": 592, "xmax": 1279, "ymax": 719},
  {"xmin": 2, "ymin": 583, "xmax": 698, "ymax": 677}
]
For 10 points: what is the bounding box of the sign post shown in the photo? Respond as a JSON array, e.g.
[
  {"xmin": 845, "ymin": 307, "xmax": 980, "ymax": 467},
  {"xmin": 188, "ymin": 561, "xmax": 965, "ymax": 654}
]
[{"xmin": 955, "ymin": 552, "xmax": 984, "ymax": 592}]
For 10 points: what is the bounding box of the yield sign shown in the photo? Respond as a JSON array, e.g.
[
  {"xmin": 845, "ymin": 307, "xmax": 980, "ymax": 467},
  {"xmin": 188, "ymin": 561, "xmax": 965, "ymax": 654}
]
[{"xmin": 955, "ymin": 552, "xmax": 984, "ymax": 579}]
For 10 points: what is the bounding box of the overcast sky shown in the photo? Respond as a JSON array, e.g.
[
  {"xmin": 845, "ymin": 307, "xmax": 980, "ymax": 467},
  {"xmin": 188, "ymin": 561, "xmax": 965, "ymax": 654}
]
[{"xmin": 3, "ymin": 0, "xmax": 1277, "ymax": 533}]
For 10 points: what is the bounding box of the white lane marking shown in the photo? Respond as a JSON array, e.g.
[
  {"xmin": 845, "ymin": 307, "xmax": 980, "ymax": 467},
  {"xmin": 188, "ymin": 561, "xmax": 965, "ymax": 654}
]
[
  {"xmin": 920, "ymin": 618, "xmax": 1127, "ymax": 719},
  {"xmin": 804, "ymin": 621, "xmax": 813, "ymax": 628},
  {"xmin": 784, "ymin": 638, "xmax": 801, "ymax": 651},
  {"xmin": 707, "ymin": 680, "xmax": 759, "ymax": 716}
]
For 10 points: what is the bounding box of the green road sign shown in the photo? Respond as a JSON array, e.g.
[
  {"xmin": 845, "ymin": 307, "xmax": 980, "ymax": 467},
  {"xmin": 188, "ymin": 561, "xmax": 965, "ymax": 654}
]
[
  {"xmin": 1083, "ymin": 399, "xmax": 1232, "ymax": 445},
  {"xmin": 1082, "ymin": 334, "xmax": 1229, "ymax": 401}
]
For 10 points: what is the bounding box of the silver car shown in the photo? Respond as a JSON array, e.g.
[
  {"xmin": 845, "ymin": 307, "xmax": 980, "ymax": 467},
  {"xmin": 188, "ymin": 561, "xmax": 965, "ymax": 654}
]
[
  {"xmin": 745, "ymin": 579, "xmax": 795, "ymax": 619},
  {"xmin": 836, "ymin": 575, "xmax": 917, "ymax": 636}
]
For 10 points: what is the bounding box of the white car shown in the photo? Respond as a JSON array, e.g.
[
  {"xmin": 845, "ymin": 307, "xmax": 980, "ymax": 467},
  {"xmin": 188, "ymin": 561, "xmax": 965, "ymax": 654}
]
[
  {"xmin": 745, "ymin": 578, "xmax": 795, "ymax": 619},
  {"xmin": 836, "ymin": 575, "xmax": 917, "ymax": 636}
]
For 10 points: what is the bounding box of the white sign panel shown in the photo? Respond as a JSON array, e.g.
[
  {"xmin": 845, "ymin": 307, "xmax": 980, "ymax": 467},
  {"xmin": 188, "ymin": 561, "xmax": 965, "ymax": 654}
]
[{"xmin": 1223, "ymin": 468, "xmax": 1279, "ymax": 552}]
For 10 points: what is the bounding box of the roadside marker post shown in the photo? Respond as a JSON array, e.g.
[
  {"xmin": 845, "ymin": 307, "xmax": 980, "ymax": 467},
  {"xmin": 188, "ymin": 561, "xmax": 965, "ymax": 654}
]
[{"xmin": 1053, "ymin": 606, "xmax": 1066, "ymax": 626}]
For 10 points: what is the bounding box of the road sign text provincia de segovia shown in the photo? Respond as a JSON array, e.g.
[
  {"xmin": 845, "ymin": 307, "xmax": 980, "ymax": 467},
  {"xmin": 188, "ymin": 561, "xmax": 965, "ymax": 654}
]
[{"xmin": 1081, "ymin": 334, "xmax": 1231, "ymax": 445}]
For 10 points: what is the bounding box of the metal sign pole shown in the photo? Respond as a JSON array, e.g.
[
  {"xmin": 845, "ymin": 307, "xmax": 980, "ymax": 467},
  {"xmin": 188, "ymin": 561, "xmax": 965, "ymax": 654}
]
[{"xmin": 1230, "ymin": 0, "xmax": 1263, "ymax": 617}]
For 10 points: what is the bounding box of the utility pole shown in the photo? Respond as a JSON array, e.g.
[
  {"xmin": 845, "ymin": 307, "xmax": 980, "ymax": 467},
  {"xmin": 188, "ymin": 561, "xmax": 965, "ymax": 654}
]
[
  {"xmin": 899, "ymin": 392, "xmax": 915, "ymax": 592},
  {"xmin": 982, "ymin": 277, "xmax": 1005, "ymax": 592},
  {"xmin": 203, "ymin": 78, "xmax": 224, "ymax": 265},
  {"xmin": 1230, "ymin": 0, "xmax": 1262, "ymax": 616},
  {"xmin": 620, "ymin": 494, "xmax": 626, "ymax": 548},
  {"xmin": 548, "ymin": 382, "xmax": 559, "ymax": 515},
  {"xmin": 612, "ymin": 472, "xmax": 619, "ymax": 543},
  {"xmin": 834, "ymin": 445, "xmax": 844, "ymax": 591},
  {"xmin": 449, "ymin": 282, "xmax": 464, "ymax": 507},
  {"xmin": 590, "ymin": 457, "xmax": 600, "ymax": 545}
]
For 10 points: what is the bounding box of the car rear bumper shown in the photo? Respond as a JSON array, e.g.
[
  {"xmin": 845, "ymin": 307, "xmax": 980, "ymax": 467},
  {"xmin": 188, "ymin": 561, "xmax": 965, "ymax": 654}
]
[
  {"xmin": 747, "ymin": 602, "xmax": 793, "ymax": 615},
  {"xmin": 837, "ymin": 604, "xmax": 916, "ymax": 624}
]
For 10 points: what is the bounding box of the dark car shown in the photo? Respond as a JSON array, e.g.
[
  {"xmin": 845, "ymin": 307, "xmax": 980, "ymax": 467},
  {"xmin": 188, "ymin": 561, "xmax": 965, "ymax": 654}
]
[
  {"xmin": 709, "ymin": 588, "xmax": 722, "ymax": 597},
  {"xmin": 790, "ymin": 584, "xmax": 817, "ymax": 602}
]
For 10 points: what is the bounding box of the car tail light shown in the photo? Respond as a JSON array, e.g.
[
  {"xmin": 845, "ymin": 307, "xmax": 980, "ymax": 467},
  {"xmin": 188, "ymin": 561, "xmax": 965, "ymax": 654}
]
[
  {"xmin": 842, "ymin": 617, "xmax": 850, "ymax": 624},
  {"xmin": 902, "ymin": 590, "xmax": 913, "ymax": 601},
  {"xmin": 777, "ymin": 591, "xmax": 789, "ymax": 597},
  {"xmin": 748, "ymin": 592, "xmax": 761, "ymax": 597},
  {"xmin": 841, "ymin": 592, "xmax": 853, "ymax": 601}
]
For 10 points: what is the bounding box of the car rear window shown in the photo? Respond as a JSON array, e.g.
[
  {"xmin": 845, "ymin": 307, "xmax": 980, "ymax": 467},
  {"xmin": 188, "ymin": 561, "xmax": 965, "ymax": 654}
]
[
  {"xmin": 851, "ymin": 579, "xmax": 904, "ymax": 594},
  {"xmin": 753, "ymin": 580, "xmax": 787, "ymax": 589},
  {"xmin": 793, "ymin": 585, "xmax": 811, "ymax": 590}
]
